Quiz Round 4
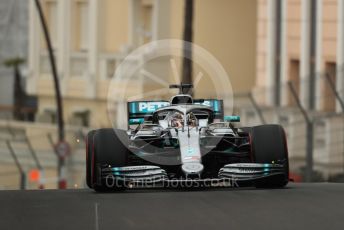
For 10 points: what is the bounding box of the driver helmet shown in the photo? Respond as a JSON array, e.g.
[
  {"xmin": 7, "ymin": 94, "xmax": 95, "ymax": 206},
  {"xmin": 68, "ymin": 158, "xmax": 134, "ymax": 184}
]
[{"xmin": 187, "ymin": 112, "xmax": 197, "ymax": 126}]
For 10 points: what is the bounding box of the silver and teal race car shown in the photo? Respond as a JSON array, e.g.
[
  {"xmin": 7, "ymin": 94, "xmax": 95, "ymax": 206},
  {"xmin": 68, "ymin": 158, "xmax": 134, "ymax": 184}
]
[{"xmin": 86, "ymin": 84, "xmax": 289, "ymax": 191}]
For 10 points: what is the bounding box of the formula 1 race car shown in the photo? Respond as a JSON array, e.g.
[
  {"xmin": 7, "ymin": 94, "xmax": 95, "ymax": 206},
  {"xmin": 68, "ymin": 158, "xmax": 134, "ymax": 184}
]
[{"xmin": 86, "ymin": 84, "xmax": 289, "ymax": 191}]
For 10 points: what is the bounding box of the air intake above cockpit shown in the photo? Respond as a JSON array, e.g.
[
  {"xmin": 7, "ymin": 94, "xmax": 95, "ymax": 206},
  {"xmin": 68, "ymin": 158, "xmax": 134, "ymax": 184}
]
[{"xmin": 170, "ymin": 95, "xmax": 193, "ymax": 105}]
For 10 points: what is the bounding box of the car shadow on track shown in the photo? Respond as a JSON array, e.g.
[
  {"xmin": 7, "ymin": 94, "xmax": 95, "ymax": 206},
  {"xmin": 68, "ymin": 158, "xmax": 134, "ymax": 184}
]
[{"xmin": 90, "ymin": 184, "xmax": 294, "ymax": 194}]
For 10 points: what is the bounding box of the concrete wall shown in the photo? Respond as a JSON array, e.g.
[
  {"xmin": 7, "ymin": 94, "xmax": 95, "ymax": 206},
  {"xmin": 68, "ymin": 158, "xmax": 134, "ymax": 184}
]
[
  {"xmin": 0, "ymin": 0, "xmax": 28, "ymax": 106},
  {"xmin": 256, "ymin": 0, "xmax": 340, "ymax": 111},
  {"xmin": 29, "ymin": 0, "xmax": 258, "ymax": 128},
  {"xmin": 169, "ymin": 0, "xmax": 257, "ymax": 94}
]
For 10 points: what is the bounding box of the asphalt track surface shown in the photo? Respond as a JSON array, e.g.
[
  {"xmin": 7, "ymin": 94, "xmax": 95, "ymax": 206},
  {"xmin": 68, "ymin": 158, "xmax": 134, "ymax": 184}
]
[{"xmin": 1, "ymin": 183, "xmax": 344, "ymax": 230}]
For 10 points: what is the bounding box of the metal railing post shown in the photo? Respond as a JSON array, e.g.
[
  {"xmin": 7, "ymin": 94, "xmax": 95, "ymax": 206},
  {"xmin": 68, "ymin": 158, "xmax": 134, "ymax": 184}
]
[
  {"xmin": 6, "ymin": 140, "xmax": 26, "ymax": 189},
  {"xmin": 288, "ymin": 81, "xmax": 313, "ymax": 182},
  {"xmin": 26, "ymin": 135, "xmax": 45, "ymax": 189},
  {"xmin": 248, "ymin": 92, "xmax": 266, "ymax": 124},
  {"xmin": 324, "ymin": 72, "xmax": 344, "ymax": 112}
]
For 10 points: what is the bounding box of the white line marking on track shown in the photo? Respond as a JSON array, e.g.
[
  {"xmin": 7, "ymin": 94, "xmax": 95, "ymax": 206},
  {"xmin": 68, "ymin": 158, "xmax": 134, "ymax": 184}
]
[{"xmin": 95, "ymin": 202, "xmax": 99, "ymax": 230}]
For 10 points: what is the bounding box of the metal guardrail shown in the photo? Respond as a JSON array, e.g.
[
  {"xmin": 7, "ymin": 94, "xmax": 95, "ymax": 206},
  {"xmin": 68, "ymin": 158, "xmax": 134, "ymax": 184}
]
[
  {"xmin": 236, "ymin": 73, "xmax": 344, "ymax": 182},
  {"xmin": 5, "ymin": 140, "xmax": 26, "ymax": 189},
  {"xmin": 0, "ymin": 123, "xmax": 87, "ymax": 190}
]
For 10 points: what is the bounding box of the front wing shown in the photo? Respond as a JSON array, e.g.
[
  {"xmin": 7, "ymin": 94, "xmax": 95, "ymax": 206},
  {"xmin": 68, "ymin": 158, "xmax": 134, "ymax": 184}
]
[{"xmin": 97, "ymin": 163, "xmax": 286, "ymax": 188}]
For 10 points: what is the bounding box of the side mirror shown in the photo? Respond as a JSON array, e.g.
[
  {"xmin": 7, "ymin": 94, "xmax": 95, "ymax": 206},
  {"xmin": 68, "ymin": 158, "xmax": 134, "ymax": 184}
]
[{"xmin": 224, "ymin": 115, "xmax": 240, "ymax": 122}]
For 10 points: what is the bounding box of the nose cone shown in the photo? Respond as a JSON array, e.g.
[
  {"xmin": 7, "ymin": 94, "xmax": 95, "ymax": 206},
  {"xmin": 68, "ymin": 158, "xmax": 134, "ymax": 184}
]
[{"xmin": 182, "ymin": 162, "xmax": 204, "ymax": 176}]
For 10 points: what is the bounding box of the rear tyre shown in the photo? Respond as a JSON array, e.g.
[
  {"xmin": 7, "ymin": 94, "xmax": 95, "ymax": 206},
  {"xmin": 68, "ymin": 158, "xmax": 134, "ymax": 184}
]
[
  {"xmin": 91, "ymin": 128, "xmax": 129, "ymax": 191},
  {"xmin": 250, "ymin": 125, "xmax": 289, "ymax": 188}
]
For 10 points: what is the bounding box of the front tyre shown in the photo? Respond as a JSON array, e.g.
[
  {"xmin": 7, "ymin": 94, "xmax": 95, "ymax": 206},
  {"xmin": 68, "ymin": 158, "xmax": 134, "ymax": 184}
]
[
  {"xmin": 89, "ymin": 128, "xmax": 129, "ymax": 191},
  {"xmin": 251, "ymin": 125, "xmax": 289, "ymax": 188}
]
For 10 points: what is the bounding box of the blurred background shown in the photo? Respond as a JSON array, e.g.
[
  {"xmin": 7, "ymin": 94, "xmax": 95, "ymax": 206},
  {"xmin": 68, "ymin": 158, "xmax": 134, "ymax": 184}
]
[{"xmin": 0, "ymin": 0, "xmax": 343, "ymax": 189}]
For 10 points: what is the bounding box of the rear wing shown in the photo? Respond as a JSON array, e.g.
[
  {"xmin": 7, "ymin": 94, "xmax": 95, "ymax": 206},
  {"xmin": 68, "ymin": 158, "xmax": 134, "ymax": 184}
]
[
  {"xmin": 194, "ymin": 99, "xmax": 224, "ymax": 120},
  {"xmin": 127, "ymin": 99, "xmax": 224, "ymax": 126},
  {"xmin": 127, "ymin": 101, "xmax": 170, "ymax": 126}
]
